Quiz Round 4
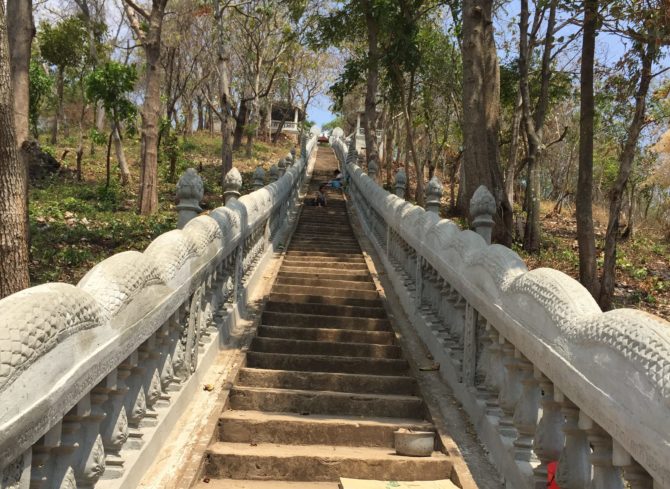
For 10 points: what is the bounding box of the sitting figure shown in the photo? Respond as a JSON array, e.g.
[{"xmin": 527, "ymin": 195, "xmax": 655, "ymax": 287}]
[
  {"xmin": 314, "ymin": 184, "xmax": 327, "ymax": 207},
  {"xmin": 330, "ymin": 169, "xmax": 343, "ymax": 189}
]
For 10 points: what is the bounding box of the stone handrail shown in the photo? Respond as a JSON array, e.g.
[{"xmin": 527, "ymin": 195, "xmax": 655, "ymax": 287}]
[
  {"xmin": 0, "ymin": 133, "xmax": 318, "ymax": 489},
  {"xmin": 332, "ymin": 133, "xmax": 670, "ymax": 489}
]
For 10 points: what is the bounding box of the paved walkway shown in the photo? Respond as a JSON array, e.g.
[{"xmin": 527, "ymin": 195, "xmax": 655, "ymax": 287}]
[{"xmin": 195, "ymin": 149, "xmax": 451, "ymax": 487}]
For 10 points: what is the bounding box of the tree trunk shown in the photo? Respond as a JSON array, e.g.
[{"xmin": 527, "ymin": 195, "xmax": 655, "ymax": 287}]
[
  {"xmin": 138, "ymin": 38, "xmax": 163, "ymax": 213},
  {"xmin": 598, "ymin": 42, "xmax": 654, "ymax": 311},
  {"xmin": 197, "ymin": 95, "xmax": 204, "ymax": 131},
  {"xmin": 51, "ymin": 67, "xmax": 64, "ymax": 144},
  {"xmin": 7, "ymin": 0, "xmax": 32, "ymax": 149},
  {"xmin": 233, "ymin": 100, "xmax": 248, "ymax": 150},
  {"xmin": 461, "ymin": 0, "xmax": 512, "ymax": 244},
  {"xmin": 114, "ymin": 121, "xmax": 130, "ymax": 185},
  {"xmin": 576, "ymin": 0, "xmax": 599, "ymax": 297},
  {"xmin": 0, "ymin": 0, "xmax": 30, "ymax": 297},
  {"xmin": 360, "ymin": 0, "xmax": 380, "ymax": 169},
  {"xmin": 505, "ymin": 92, "xmax": 522, "ymax": 205},
  {"xmin": 519, "ymin": 0, "xmax": 557, "ymax": 253}
]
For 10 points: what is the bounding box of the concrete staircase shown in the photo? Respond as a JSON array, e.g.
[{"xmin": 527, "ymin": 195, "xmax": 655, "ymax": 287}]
[{"xmin": 196, "ymin": 150, "xmax": 452, "ymax": 488}]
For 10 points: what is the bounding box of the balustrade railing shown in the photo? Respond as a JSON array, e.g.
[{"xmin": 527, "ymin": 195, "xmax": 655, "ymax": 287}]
[
  {"xmin": 0, "ymin": 134, "xmax": 318, "ymax": 489},
  {"xmin": 332, "ymin": 133, "xmax": 670, "ymax": 489}
]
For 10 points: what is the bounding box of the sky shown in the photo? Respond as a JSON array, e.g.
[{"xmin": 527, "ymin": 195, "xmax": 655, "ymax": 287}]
[{"xmin": 307, "ymin": 94, "xmax": 336, "ymax": 127}]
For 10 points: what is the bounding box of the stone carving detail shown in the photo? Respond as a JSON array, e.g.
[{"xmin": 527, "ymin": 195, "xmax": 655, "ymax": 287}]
[
  {"xmin": 78, "ymin": 251, "xmax": 164, "ymax": 319},
  {"xmin": 395, "ymin": 169, "xmax": 407, "ymax": 198},
  {"xmin": 335, "ymin": 136, "xmax": 670, "ymax": 487},
  {"xmin": 469, "ymin": 185, "xmax": 496, "ymax": 244},
  {"xmin": 425, "ymin": 176, "xmax": 442, "ymax": 214},
  {"xmin": 0, "ymin": 133, "xmax": 320, "ymax": 481},
  {"xmin": 144, "ymin": 230, "xmax": 199, "ymax": 283},
  {"xmin": 0, "ymin": 283, "xmax": 102, "ymax": 393},
  {"xmin": 175, "ymin": 168, "xmax": 204, "ymax": 229},
  {"xmin": 223, "ymin": 167, "xmax": 242, "ymax": 204},
  {"xmin": 253, "ymin": 166, "xmax": 265, "ymax": 189},
  {"xmin": 269, "ymin": 164, "xmax": 279, "ymax": 182}
]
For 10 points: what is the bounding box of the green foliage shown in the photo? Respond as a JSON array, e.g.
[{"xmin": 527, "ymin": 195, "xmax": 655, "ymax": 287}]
[
  {"xmin": 38, "ymin": 17, "xmax": 88, "ymax": 70},
  {"xmin": 86, "ymin": 61, "xmax": 138, "ymax": 127},
  {"xmin": 322, "ymin": 116, "xmax": 344, "ymax": 130},
  {"xmin": 28, "ymin": 60, "xmax": 53, "ymax": 135}
]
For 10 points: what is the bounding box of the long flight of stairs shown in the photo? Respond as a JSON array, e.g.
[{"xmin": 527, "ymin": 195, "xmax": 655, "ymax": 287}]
[{"xmin": 196, "ymin": 150, "xmax": 452, "ymax": 488}]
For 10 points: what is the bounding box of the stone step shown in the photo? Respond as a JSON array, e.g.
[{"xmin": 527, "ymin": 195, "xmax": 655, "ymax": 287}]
[
  {"xmin": 277, "ymin": 270, "xmax": 371, "ymax": 282},
  {"xmin": 279, "ymin": 260, "xmax": 369, "ymax": 270},
  {"xmin": 288, "ymin": 248, "xmax": 362, "ymax": 255},
  {"xmin": 245, "ymin": 352, "xmax": 408, "ymax": 376},
  {"xmin": 257, "ymin": 325, "xmax": 394, "ymax": 345},
  {"xmin": 268, "ymin": 292, "xmax": 382, "ymax": 309},
  {"xmin": 250, "ymin": 337, "xmax": 402, "ymax": 359},
  {"xmin": 275, "ymin": 276, "xmax": 376, "ymax": 291},
  {"xmin": 229, "ymin": 386, "xmax": 424, "ymax": 418},
  {"xmin": 281, "ymin": 255, "xmax": 366, "ymax": 264},
  {"xmin": 205, "ymin": 442, "xmax": 451, "ymax": 481},
  {"xmin": 280, "ymin": 266, "xmax": 369, "ymax": 277},
  {"xmin": 193, "ymin": 480, "xmax": 338, "ymax": 489},
  {"xmin": 218, "ymin": 410, "xmax": 432, "ymax": 447},
  {"xmin": 261, "ymin": 311, "xmax": 391, "ymax": 331},
  {"xmin": 286, "ymin": 251, "xmax": 363, "ymax": 258},
  {"xmin": 264, "ymin": 300, "xmax": 386, "ymax": 319},
  {"xmin": 237, "ymin": 368, "xmax": 416, "ymax": 395},
  {"xmin": 272, "ymin": 282, "xmax": 379, "ymax": 305}
]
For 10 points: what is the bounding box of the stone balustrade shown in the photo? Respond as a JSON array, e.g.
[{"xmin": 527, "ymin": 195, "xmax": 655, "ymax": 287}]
[
  {"xmin": 331, "ymin": 132, "xmax": 670, "ymax": 489},
  {"xmin": 0, "ymin": 134, "xmax": 318, "ymax": 489}
]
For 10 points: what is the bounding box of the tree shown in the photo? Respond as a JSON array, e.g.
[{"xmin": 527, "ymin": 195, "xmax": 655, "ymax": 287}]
[
  {"xmin": 28, "ymin": 60, "xmax": 52, "ymax": 138},
  {"xmin": 0, "ymin": 0, "xmax": 30, "ymax": 297},
  {"xmin": 7, "ymin": 0, "xmax": 34, "ymax": 151},
  {"xmin": 597, "ymin": 0, "xmax": 670, "ymax": 310},
  {"xmin": 123, "ymin": 0, "xmax": 170, "ymax": 215},
  {"xmin": 461, "ymin": 0, "xmax": 513, "ymax": 245},
  {"xmin": 575, "ymin": 0, "xmax": 599, "ymax": 297},
  {"xmin": 38, "ymin": 17, "xmax": 87, "ymax": 144},
  {"xmin": 86, "ymin": 61, "xmax": 137, "ymax": 187},
  {"xmin": 518, "ymin": 0, "xmax": 558, "ymax": 252}
]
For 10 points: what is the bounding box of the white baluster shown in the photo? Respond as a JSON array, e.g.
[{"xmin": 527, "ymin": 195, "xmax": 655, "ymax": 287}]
[
  {"xmin": 578, "ymin": 413, "xmax": 624, "ymax": 489},
  {"xmin": 555, "ymin": 393, "xmax": 591, "ymax": 489},
  {"xmin": 497, "ymin": 341, "xmax": 522, "ymax": 442},
  {"xmin": 512, "ymin": 353, "xmax": 541, "ymax": 485},
  {"xmin": 612, "ymin": 441, "xmax": 653, "ymax": 489},
  {"xmin": 532, "ymin": 372, "xmax": 564, "ymax": 489}
]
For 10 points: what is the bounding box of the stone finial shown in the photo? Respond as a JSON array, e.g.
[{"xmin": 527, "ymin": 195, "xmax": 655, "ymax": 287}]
[
  {"xmin": 395, "ymin": 169, "xmax": 407, "ymax": 198},
  {"xmin": 278, "ymin": 158, "xmax": 286, "ymax": 177},
  {"xmin": 470, "ymin": 185, "xmax": 496, "ymax": 244},
  {"xmin": 223, "ymin": 167, "xmax": 242, "ymax": 205},
  {"xmin": 425, "ymin": 176, "xmax": 443, "ymax": 214},
  {"xmin": 332, "ymin": 127, "xmax": 344, "ymax": 139},
  {"xmin": 285, "ymin": 152, "xmax": 294, "ymax": 167},
  {"xmin": 252, "ymin": 165, "xmax": 265, "ymax": 189},
  {"xmin": 269, "ymin": 164, "xmax": 279, "ymax": 182},
  {"xmin": 368, "ymin": 157, "xmax": 378, "ymax": 181},
  {"xmin": 176, "ymin": 168, "xmax": 204, "ymax": 229}
]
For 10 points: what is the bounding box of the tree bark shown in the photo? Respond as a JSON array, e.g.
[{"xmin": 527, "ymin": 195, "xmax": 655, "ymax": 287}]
[
  {"xmin": 598, "ymin": 42, "xmax": 654, "ymax": 310},
  {"xmin": 576, "ymin": 0, "xmax": 599, "ymax": 297},
  {"xmin": 360, "ymin": 0, "xmax": 380, "ymax": 169},
  {"xmin": 0, "ymin": 0, "xmax": 30, "ymax": 297},
  {"xmin": 505, "ymin": 92, "xmax": 522, "ymax": 206},
  {"xmin": 233, "ymin": 100, "xmax": 248, "ymax": 150},
  {"xmin": 461, "ymin": 0, "xmax": 512, "ymax": 245},
  {"xmin": 114, "ymin": 122, "xmax": 130, "ymax": 185},
  {"xmin": 51, "ymin": 67, "xmax": 64, "ymax": 144},
  {"xmin": 520, "ymin": 0, "xmax": 557, "ymax": 253}
]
